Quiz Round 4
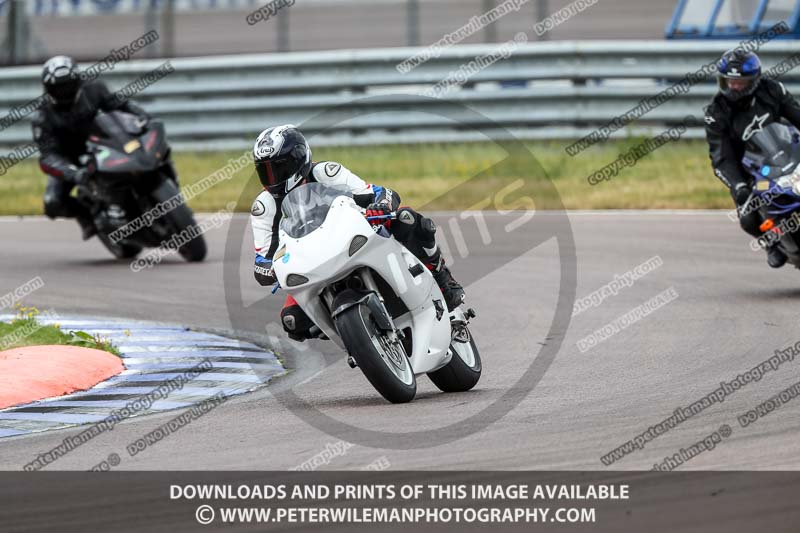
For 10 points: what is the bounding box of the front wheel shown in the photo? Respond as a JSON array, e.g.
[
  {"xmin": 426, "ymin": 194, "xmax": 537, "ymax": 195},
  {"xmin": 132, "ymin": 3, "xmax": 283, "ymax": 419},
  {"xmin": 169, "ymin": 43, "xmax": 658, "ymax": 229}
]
[
  {"xmin": 97, "ymin": 231, "xmax": 142, "ymax": 259},
  {"xmin": 427, "ymin": 327, "xmax": 481, "ymax": 393},
  {"xmin": 335, "ymin": 304, "xmax": 416, "ymax": 404},
  {"xmin": 150, "ymin": 178, "xmax": 207, "ymax": 262}
]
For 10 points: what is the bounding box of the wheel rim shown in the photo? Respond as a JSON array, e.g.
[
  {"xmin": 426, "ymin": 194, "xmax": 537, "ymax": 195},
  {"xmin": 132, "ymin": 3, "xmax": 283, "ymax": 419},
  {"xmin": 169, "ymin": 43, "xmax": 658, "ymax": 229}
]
[
  {"xmin": 451, "ymin": 330, "xmax": 477, "ymax": 368},
  {"xmin": 361, "ymin": 308, "xmax": 414, "ymax": 386}
]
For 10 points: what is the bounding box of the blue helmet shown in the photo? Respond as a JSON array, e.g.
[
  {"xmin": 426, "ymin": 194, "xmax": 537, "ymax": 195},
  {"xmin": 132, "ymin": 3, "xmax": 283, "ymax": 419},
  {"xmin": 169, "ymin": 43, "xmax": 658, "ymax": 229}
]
[
  {"xmin": 253, "ymin": 124, "xmax": 312, "ymax": 198},
  {"xmin": 716, "ymin": 48, "xmax": 761, "ymax": 102}
]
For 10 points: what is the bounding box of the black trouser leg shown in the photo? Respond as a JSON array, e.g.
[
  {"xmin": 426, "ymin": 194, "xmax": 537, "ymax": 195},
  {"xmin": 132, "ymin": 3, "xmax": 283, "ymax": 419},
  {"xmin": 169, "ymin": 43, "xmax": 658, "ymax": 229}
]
[
  {"xmin": 43, "ymin": 176, "xmax": 91, "ymax": 221},
  {"xmin": 160, "ymin": 150, "xmax": 179, "ymax": 185},
  {"xmin": 280, "ymin": 295, "xmax": 315, "ymax": 341},
  {"xmin": 391, "ymin": 208, "xmax": 465, "ymax": 309},
  {"xmin": 737, "ymin": 203, "xmax": 762, "ymax": 239},
  {"xmin": 390, "ymin": 207, "xmax": 439, "ymax": 264}
]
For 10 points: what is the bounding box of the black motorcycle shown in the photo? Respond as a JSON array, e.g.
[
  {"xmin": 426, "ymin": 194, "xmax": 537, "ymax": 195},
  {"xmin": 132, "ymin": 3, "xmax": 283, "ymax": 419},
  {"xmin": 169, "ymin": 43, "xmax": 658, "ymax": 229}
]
[{"xmin": 76, "ymin": 110, "xmax": 206, "ymax": 262}]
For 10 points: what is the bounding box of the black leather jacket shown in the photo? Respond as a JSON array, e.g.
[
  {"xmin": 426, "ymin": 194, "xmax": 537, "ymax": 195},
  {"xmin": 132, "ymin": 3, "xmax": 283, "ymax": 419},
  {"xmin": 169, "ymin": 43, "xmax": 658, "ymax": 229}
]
[
  {"xmin": 32, "ymin": 80, "xmax": 147, "ymax": 182},
  {"xmin": 705, "ymin": 78, "xmax": 800, "ymax": 199}
]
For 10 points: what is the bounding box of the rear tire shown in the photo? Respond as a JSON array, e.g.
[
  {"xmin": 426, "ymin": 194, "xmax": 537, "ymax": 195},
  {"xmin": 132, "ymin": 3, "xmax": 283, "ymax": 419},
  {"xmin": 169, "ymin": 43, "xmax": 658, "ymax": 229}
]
[
  {"xmin": 97, "ymin": 232, "xmax": 142, "ymax": 259},
  {"xmin": 336, "ymin": 304, "xmax": 416, "ymax": 404},
  {"xmin": 428, "ymin": 328, "xmax": 481, "ymax": 393}
]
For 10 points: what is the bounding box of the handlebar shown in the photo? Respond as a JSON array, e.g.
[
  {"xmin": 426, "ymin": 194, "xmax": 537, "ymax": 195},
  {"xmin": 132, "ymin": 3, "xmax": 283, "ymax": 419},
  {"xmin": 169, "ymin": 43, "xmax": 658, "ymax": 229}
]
[{"xmin": 365, "ymin": 213, "xmax": 397, "ymax": 221}]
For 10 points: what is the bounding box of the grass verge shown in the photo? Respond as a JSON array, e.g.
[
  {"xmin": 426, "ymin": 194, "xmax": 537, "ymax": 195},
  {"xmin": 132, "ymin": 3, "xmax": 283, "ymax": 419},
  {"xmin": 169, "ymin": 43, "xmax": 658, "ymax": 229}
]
[
  {"xmin": 0, "ymin": 139, "xmax": 731, "ymax": 215},
  {"xmin": 0, "ymin": 305, "xmax": 121, "ymax": 356}
]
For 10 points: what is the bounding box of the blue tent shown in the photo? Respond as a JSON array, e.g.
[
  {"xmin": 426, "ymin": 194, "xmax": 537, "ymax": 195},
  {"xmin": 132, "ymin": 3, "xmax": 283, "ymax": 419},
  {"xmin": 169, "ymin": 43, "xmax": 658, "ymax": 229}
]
[{"xmin": 666, "ymin": 0, "xmax": 800, "ymax": 39}]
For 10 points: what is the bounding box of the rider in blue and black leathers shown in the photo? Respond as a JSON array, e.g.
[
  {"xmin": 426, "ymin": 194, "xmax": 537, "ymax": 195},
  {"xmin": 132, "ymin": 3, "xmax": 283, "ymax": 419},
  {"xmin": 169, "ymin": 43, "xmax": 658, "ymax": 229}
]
[{"xmin": 705, "ymin": 48, "xmax": 800, "ymax": 268}]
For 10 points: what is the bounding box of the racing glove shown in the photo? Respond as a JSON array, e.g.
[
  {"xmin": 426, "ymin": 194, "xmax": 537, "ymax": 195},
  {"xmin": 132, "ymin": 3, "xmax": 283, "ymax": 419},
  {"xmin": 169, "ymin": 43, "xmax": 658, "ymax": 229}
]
[
  {"xmin": 365, "ymin": 203, "xmax": 392, "ymax": 229},
  {"xmin": 71, "ymin": 167, "xmax": 92, "ymax": 186},
  {"xmin": 254, "ymin": 255, "xmax": 276, "ymax": 286}
]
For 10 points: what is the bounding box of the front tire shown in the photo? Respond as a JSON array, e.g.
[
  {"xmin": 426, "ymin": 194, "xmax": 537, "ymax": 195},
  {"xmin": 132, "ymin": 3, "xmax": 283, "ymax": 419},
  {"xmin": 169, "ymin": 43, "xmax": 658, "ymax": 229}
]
[
  {"xmin": 428, "ymin": 327, "xmax": 481, "ymax": 393},
  {"xmin": 97, "ymin": 231, "xmax": 142, "ymax": 259},
  {"xmin": 335, "ymin": 304, "xmax": 416, "ymax": 404},
  {"xmin": 150, "ymin": 178, "xmax": 207, "ymax": 262}
]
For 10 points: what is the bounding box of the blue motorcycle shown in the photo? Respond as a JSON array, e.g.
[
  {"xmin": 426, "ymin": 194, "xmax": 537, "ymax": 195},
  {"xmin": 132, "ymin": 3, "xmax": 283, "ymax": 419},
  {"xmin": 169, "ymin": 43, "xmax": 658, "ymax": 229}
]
[{"xmin": 742, "ymin": 122, "xmax": 800, "ymax": 266}]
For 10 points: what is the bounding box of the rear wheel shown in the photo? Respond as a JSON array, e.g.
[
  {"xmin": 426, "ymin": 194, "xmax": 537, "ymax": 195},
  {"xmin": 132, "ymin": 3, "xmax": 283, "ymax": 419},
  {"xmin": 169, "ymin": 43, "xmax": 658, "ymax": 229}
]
[
  {"xmin": 427, "ymin": 327, "xmax": 481, "ymax": 393},
  {"xmin": 335, "ymin": 304, "xmax": 416, "ymax": 404},
  {"xmin": 97, "ymin": 231, "xmax": 142, "ymax": 259}
]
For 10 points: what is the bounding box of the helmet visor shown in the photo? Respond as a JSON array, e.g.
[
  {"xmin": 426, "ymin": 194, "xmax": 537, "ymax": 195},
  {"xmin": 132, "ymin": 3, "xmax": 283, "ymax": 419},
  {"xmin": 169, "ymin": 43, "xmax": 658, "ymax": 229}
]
[
  {"xmin": 46, "ymin": 79, "xmax": 81, "ymax": 106},
  {"xmin": 256, "ymin": 156, "xmax": 302, "ymax": 195},
  {"xmin": 718, "ymin": 74, "xmax": 758, "ymax": 101}
]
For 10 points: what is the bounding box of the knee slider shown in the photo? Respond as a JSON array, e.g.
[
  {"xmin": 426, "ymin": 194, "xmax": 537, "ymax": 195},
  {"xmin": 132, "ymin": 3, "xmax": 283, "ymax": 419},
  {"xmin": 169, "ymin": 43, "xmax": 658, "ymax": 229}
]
[
  {"xmin": 396, "ymin": 207, "xmax": 417, "ymax": 226},
  {"xmin": 420, "ymin": 216, "xmax": 437, "ymax": 237},
  {"xmin": 415, "ymin": 215, "xmax": 437, "ymax": 250},
  {"xmin": 391, "ymin": 208, "xmax": 415, "ymax": 243},
  {"xmin": 739, "ymin": 211, "xmax": 761, "ymax": 236},
  {"xmin": 281, "ymin": 305, "xmax": 314, "ymax": 334},
  {"xmin": 43, "ymin": 198, "xmax": 61, "ymax": 219}
]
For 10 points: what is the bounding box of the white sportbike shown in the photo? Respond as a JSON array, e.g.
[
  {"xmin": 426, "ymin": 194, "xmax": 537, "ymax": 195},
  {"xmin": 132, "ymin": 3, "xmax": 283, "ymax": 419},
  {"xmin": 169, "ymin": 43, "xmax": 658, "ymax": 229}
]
[{"xmin": 272, "ymin": 183, "xmax": 481, "ymax": 403}]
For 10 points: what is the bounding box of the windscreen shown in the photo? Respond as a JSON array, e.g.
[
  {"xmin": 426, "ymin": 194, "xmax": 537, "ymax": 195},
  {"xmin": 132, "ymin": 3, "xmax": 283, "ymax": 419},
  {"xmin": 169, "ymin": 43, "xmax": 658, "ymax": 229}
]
[
  {"xmin": 280, "ymin": 182, "xmax": 353, "ymax": 238},
  {"xmin": 745, "ymin": 122, "xmax": 799, "ymax": 174},
  {"xmin": 90, "ymin": 111, "xmax": 144, "ymax": 144}
]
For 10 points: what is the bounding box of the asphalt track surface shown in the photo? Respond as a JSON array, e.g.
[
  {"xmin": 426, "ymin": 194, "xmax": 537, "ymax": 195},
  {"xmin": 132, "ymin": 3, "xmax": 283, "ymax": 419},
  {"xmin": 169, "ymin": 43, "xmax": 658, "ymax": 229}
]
[{"xmin": 2, "ymin": 210, "xmax": 800, "ymax": 474}]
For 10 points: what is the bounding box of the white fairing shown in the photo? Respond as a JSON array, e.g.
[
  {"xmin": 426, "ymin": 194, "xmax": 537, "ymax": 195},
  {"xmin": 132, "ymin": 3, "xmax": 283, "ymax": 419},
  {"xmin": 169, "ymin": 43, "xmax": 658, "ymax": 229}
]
[
  {"xmin": 272, "ymin": 195, "xmax": 453, "ymax": 375},
  {"xmin": 250, "ymin": 161, "xmax": 376, "ymax": 258}
]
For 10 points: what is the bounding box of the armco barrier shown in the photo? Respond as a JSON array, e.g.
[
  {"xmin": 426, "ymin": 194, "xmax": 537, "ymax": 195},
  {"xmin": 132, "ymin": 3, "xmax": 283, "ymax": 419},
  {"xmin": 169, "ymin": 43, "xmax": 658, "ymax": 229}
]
[{"xmin": 2, "ymin": 40, "xmax": 799, "ymax": 149}]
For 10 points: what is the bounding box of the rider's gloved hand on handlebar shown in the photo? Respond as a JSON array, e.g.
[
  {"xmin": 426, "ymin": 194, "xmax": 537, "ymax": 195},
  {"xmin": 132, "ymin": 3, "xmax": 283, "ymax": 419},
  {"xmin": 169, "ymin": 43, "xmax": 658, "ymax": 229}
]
[
  {"xmin": 254, "ymin": 255, "xmax": 277, "ymax": 286},
  {"xmin": 365, "ymin": 202, "xmax": 392, "ymax": 229},
  {"xmin": 71, "ymin": 167, "xmax": 92, "ymax": 186},
  {"xmin": 734, "ymin": 182, "xmax": 752, "ymax": 208},
  {"xmin": 135, "ymin": 114, "xmax": 150, "ymax": 130}
]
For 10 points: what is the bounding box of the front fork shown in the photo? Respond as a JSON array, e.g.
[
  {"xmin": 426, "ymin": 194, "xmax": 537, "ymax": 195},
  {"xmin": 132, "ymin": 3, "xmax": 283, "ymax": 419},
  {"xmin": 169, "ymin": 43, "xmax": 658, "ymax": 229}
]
[
  {"xmin": 449, "ymin": 307, "xmax": 477, "ymax": 344},
  {"xmin": 327, "ymin": 268, "xmax": 404, "ymax": 369},
  {"xmin": 361, "ymin": 269, "xmax": 405, "ymax": 347},
  {"xmin": 361, "ymin": 266, "xmax": 475, "ymax": 345}
]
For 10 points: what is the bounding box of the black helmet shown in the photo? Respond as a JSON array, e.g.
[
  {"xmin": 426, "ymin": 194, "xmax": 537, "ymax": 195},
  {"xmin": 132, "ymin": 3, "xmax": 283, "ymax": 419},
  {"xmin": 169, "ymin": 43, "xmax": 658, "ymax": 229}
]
[
  {"xmin": 716, "ymin": 48, "xmax": 761, "ymax": 103},
  {"xmin": 253, "ymin": 124, "xmax": 312, "ymax": 198},
  {"xmin": 42, "ymin": 55, "xmax": 82, "ymax": 110}
]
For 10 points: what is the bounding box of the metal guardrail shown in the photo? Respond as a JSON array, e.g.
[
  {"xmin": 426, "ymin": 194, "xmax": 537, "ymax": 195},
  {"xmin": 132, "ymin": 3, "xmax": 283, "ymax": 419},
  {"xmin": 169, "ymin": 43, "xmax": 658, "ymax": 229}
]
[
  {"xmin": 2, "ymin": 40, "xmax": 800, "ymax": 151},
  {"xmin": 0, "ymin": 0, "xmax": 260, "ymax": 16}
]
